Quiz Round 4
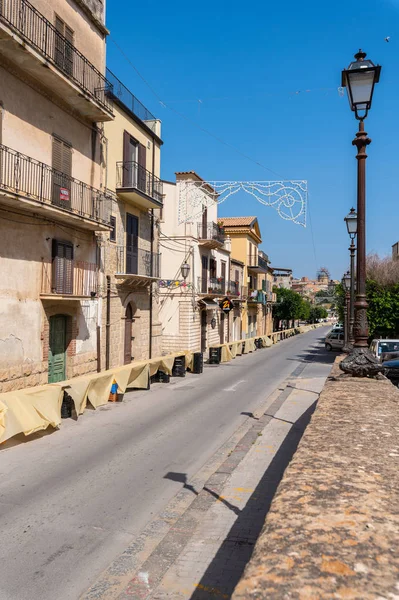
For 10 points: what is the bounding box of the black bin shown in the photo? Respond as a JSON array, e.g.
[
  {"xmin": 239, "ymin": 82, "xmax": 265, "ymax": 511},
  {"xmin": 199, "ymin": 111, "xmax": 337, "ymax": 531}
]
[
  {"xmin": 172, "ymin": 356, "xmax": 186, "ymax": 377},
  {"xmin": 209, "ymin": 347, "xmax": 222, "ymax": 364},
  {"xmin": 61, "ymin": 391, "xmax": 73, "ymax": 419},
  {"xmin": 191, "ymin": 352, "xmax": 204, "ymax": 374},
  {"xmin": 157, "ymin": 370, "xmax": 171, "ymax": 383}
]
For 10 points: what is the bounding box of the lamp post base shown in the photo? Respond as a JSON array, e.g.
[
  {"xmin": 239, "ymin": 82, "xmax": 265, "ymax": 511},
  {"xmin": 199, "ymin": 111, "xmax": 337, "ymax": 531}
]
[
  {"xmin": 342, "ymin": 342, "xmax": 353, "ymax": 354},
  {"xmin": 339, "ymin": 347, "xmax": 384, "ymax": 377}
]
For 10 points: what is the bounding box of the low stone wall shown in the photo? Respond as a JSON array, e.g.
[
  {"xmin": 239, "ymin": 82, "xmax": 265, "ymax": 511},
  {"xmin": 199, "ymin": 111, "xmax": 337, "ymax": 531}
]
[{"xmin": 233, "ymin": 359, "xmax": 399, "ymax": 600}]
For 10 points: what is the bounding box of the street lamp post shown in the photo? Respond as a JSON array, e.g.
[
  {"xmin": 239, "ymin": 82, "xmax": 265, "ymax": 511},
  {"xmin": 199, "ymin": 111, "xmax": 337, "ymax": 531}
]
[
  {"xmin": 344, "ymin": 208, "xmax": 357, "ymax": 346},
  {"xmin": 342, "ymin": 271, "xmax": 351, "ymax": 353},
  {"xmin": 340, "ymin": 50, "xmax": 383, "ymax": 377}
]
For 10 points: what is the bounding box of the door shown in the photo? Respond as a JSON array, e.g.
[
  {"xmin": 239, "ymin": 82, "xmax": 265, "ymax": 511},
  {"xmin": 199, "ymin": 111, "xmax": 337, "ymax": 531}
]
[
  {"xmin": 126, "ymin": 213, "xmax": 139, "ymax": 274},
  {"xmin": 123, "ymin": 131, "xmax": 138, "ymax": 188},
  {"xmin": 221, "ymin": 261, "xmax": 226, "ymax": 294},
  {"xmin": 55, "ymin": 16, "xmax": 74, "ymax": 76},
  {"xmin": 201, "ymin": 206, "xmax": 208, "ymax": 238},
  {"xmin": 201, "ymin": 310, "xmax": 207, "ymax": 353},
  {"xmin": 124, "ymin": 303, "xmax": 133, "ymax": 364},
  {"xmin": 201, "ymin": 255, "xmax": 208, "ymax": 293},
  {"xmin": 52, "ymin": 136, "xmax": 72, "ymax": 210},
  {"xmin": 52, "ymin": 239, "xmax": 73, "ymax": 294},
  {"xmin": 48, "ymin": 315, "xmax": 67, "ymax": 383},
  {"xmin": 220, "ymin": 312, "xmax": 225, "ymax": 344}
]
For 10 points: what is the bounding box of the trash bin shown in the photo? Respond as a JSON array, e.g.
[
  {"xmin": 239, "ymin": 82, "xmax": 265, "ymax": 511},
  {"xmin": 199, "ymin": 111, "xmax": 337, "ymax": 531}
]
[
  {"xmin": 191, "ymin": 352, "xmax": 204, "ymax": 374},
  {"xmin": 172, "ymin": 356, "xmax": 186, "ymax": 377},
  {"xmin": 209, "ymin": 347, "xmax": 222, "ymax": 364},
  {"xmin": 61, "ymin": 391, "xmax": 73, "ymax": 419}
]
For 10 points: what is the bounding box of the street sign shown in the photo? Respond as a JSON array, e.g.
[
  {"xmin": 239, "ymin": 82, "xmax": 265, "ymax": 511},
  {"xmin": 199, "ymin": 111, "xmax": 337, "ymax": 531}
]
[{"xmin": 220, "ymin": 297, "xmax": 234, "ymax": 314}]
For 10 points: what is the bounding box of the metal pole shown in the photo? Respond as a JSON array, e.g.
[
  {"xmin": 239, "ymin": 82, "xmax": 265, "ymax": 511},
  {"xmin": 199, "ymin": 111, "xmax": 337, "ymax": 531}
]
[
  {"xmin": 349, "ymin": 239, "xmax": 356, "ymax": 345},
  {"xmin": 105, "ymin": 275, "xmax": 111, "ymax": 370},
  {"xmin": 340, "ymin": 121, "xmax": 382, "ymax": 376},
  {"xmin": 342, "ymin": 290, "xmax": 351, "ymax": 353}
]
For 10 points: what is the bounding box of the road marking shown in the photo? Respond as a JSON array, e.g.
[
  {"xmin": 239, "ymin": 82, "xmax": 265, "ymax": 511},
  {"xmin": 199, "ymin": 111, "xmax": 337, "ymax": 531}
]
[{"xmin": 223, "ymin": 380, "xmax": 246, "ymax": 392}]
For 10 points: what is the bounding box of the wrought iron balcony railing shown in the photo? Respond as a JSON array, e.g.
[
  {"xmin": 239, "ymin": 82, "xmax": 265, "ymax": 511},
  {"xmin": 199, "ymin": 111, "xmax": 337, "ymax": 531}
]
[
  {"xmin": 116, "ymin": 161, "xmax": 163, "ymax": 203},
  {"xmin": 247, "ymin": 254, "xmax": 269, "ymax": 271},
  {"xmin": 41, "ymin": 259, "xmax": 97, "ymax": 296},
  {"xmin": 116, "ymin": 245, "xmax": 160, "ymax": 278},
  {"xmin": 197, "ymin": 222, "xmax": 225, "ymax": 245},
  {"xmin": 197, "ymin": 277, "xmax": 225, "ymax": 295},
  {"xmin": 0, "ymin": 0, "xmax": 113, "ymax": 114},
  {"xmin": 0, "ymin": 143, "xmax": 110, "ymax": 225}
]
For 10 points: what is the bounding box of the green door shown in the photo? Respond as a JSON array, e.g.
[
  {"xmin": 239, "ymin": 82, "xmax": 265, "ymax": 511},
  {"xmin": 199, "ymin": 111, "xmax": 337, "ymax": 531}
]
[{"xmin": 48, "ymin": 315, "xmax": 67, "ymax": 383}]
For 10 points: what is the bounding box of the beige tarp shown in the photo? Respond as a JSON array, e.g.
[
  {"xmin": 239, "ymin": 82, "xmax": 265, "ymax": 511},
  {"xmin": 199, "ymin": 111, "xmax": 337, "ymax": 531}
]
[{"xmin": 0, "ymin": 385, "xmax": 64, "ymax": 443}]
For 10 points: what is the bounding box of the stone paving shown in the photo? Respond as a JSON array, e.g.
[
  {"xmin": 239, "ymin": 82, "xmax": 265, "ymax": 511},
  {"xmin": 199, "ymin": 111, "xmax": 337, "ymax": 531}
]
[{"xmin": 82, "ymin": 349, "xmax": 331, "ymax": 600}]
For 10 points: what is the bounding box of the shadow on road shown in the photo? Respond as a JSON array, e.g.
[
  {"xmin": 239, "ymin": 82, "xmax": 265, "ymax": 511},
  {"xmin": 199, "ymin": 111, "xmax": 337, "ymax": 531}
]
[
  {"xmin": 287, "ymin": 348, "xmax": 337, "ymax": 365},
  {"xmin": 189, "ymin": 401, "xmax": 317, "ymax": 600}
]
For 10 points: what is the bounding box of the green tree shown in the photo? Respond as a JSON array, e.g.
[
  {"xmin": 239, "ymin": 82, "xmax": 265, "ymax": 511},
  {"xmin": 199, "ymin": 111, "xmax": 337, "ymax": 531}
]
[
  {"xmin": 308, "ymin": 306, "xmax": 328, "ymax": 324},
  {"xmin": 273, "ymin": 287, "xmax": 304, "ymax": 329}
]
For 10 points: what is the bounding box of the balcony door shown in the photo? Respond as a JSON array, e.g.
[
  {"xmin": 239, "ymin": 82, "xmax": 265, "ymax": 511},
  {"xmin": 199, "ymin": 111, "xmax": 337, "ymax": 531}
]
[
  {"xmin": 124, "ymin": 303, "xmax": 133, "ymax": 364},
  {"xmin": 126, "ymin": 213, "xmax": 138, "ymax": 274},
  {"xmin": 52, "ymin": 240, "xmax": 73, "ymax": 294},
  {"xmin": 52, "ymin": 136, "xmax": 72, "ymax": 210},
  {"xmin": 201, "ymin": 255, "xmax": 208, "ymax": 293},
  {"xmin": 123, "ymin": 132, "xmax": 147, "ymax": 193}
]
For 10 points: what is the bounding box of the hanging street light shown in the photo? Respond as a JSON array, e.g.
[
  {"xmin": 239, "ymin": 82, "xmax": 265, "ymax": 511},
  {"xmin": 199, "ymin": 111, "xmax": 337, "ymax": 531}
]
[
  {"xmin": 181, "ymin": 262, "xmax": 190, "ymax": 280},
  {"xmin": 340, "ymin": 51, "xmax": 383, "ymax": 377}
]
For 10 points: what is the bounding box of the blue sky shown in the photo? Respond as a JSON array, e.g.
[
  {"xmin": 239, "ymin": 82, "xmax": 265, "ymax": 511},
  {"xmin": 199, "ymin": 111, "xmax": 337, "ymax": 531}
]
[{"xmin": 106, "ymin": 0, "xmax": 398, "ymax": 280}]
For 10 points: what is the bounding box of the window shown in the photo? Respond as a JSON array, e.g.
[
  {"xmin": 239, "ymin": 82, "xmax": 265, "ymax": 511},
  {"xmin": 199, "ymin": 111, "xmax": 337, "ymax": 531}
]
[
  {"xmin": 52, "ymin": 135, "xmax": 72, "ymax": 208},
  {"xmin": 209, "ymin": 258, "xmax": 216, "ymax": 280},
  {"xmin": 54, "ymin": 16, "xmax": 74, "ymax": 76},
  {"xmin": 110, "ymin": 215, "xmax": 116, "ymax": 242},
  {"xmin": 52, "ymin": 240, "xmax": 74, "ymax": 294},
  {"xmin": 329, "ymin": 333, "xmax": 339, "ymax": 340}
]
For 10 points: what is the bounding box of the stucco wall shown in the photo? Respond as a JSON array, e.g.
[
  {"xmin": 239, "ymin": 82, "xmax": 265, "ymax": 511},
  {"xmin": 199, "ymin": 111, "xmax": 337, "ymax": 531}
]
[
  {"xmin": 32, "ymin": 0, "xmax": 105, "ymax": 73},
  {"xmin": 0, "ymin": 213, "xmax": 98, "ymax": 391},
  {"xmin": 0, "ymin": 67, "xmax": 102, "ymax": 189}
]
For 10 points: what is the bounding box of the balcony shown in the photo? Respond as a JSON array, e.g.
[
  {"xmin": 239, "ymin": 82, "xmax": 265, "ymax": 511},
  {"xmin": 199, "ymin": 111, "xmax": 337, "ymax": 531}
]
[
  {"xmin": 115, "ymin": 245, "xmax": 160, "ymax": 283},
  {"xmin": 0, "ymin": 144, "xmax": 110, "ymax": 230},
  {"xmin": 197, "ymin": 222, "xmax": 225, "ymax": 249},
  {"xmin": 0, "ymin": 0, "xmax": 113, "ymax": 121},
  {"xmin": 247, "ymin": 254, "xmax": 269, "ymax": 273},
  {"xmin": 227, "ymin": 281, "xmax": 241, "ymax": 297},
  {"xmin": 107, "ymin": 69, "xmax": 158, "ymax": 134},
  {"xmin": 197, "ymin": 277, "xmax": 225, "ymax": 296},
  {"xmin": 247, "ymin": 289, "xmax": 267, "ymax": 304},
  {"xmin": 116, "ymin": 161, "xmax": 163, "ymax": 210},
  {"xmin": 41, "ymin": 259, "xmax": 97, "ymax": 299}
]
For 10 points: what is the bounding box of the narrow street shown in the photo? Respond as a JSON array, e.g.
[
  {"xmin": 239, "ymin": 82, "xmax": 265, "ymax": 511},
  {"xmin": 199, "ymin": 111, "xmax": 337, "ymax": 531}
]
[{"xmin": 0, "ymin": 327, "xmax": 331, "ymax": 600}]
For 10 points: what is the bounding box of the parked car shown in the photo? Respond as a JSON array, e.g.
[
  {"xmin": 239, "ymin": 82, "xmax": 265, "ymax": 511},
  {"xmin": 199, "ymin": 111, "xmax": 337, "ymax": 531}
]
[
  {"xmin": 325, "ymin": 331, "xmax": 344, "ymax": 351},
  {"xmin": 332, "ymin": 323, "xmax": 344, "ymax": 330},
  {"xmin": 369, "ymin": 339, "xmax": 399, "ymax": 362},
  {"xmin": 382, "ymin": 358, "xmax": 399, "ymax": 387}
]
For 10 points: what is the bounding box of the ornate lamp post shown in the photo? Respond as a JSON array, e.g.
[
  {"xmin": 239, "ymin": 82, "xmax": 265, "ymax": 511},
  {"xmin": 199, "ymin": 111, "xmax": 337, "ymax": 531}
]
[
  {"xmin": 340, "ymin": 50, "xmax": 383, "ymax": 377},
  {"xmin": 181, "ymin": 262, "xmax": 190, "ymax": 280},
  {"xmin": 342, "ymin": 271, "xmax": 351, "ymax": 353},
  {"xmin": 344, "ymin": 208, "xmax": 357, "ymax": 346}
]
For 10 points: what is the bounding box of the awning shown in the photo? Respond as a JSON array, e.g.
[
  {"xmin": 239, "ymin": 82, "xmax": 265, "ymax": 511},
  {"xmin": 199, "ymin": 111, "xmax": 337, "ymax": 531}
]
[{"xmin": 198, "ymin": 298, "xmax": 220, "ymax": 310}]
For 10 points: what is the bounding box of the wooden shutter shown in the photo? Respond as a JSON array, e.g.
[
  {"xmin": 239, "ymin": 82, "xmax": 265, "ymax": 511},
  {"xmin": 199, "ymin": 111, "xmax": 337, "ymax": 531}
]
[
  {"xmin": 52, "ymin": 239, "xmax": 74, "ymax": 294},
  {"xmin": 201, "ymin": 255, "xmax": 208, "ymax": 293},
  {"xmin": 210, "ymin": 258, "xmax": 216, "ymax": 280},
  {"xmin": 221, "ymin": 261, "xmax": 226, "ymax": 293},
  {"xmin": 55, "ymin": 16, "xmax": 74, "ymax": 75},
  {"xmin": 110, "ymin": 215, "xmax": 116, "ymax": 242},
  {"xmin": 202, "ymin": 207, "xmax": 208, "ymax": 238},
  {"xmin": 52, "ymin": 136, "xmax": 72, "ymax": 208},
  {"xmin": 137, "ymin": 143, "xmax": 147, "ymax": 194},
  {"xmin": 52, "ymin": 136, "xmax": 63, "ymax": 172}
]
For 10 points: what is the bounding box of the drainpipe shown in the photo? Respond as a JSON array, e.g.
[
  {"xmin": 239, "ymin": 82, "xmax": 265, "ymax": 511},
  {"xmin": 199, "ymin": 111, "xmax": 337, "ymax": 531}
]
[
  {"xmin": 106, "ymin": 275, "xmax": 111, "ymax": 370},
  {"xmin": 149, "ymin": 135, "xmax": 156, "ymax": 359}
]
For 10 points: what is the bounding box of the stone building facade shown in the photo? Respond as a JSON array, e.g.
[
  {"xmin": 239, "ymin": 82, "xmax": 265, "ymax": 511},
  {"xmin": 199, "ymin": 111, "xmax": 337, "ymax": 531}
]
[
  {"xmin": 0, "ymin": 0, "xmax": 112, "ymax": 391},
  {"xmin": 101, "ymin": 70, "xmax": 163, "ymax": 368}
]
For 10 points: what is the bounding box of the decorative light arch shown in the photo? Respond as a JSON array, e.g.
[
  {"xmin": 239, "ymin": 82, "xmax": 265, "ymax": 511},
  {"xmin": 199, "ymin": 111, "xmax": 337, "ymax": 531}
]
[{"xmin": 178, "ymin": 180, "xmax": 307, "ymax": 227}]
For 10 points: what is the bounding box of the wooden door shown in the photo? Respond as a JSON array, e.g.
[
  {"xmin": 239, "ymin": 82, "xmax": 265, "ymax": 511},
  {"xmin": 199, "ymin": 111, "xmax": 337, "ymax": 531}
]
[
  {"xmin": 201, "ymin": 255, "xmax": 208, "ymax": 293},
  {"xmin": 126, "ymin": 214, "xmax": 139, "ymax": 274},
  {"xmin": 123, "ymin": 131, "xmax": 138, "ymax": 188},
  {"xmin": 137, "ymin": 143, "xmax": 147, "ymax": 194},
  {"xmin": 48, "ymin": 315, "xmax": 67, "ymax": 383},
  {"xmin": 52, "ymin": 136, "xmax": 72, "ymax": 210},
  {"xmin": 221, "ymin": 261, "xmax": 226, "ymax": 294},
  {"xmin": 201, "ymin": 310, "xmax": 207, "ymax": 353},
  {"xmin": 124, "ymin": 303, "xmax": 133, "ymax": 364},
  {"xmin": 202, "ymin": 206, "xmax": 208, "ymax": 238},
  {"xmin": 52, "ymin": 240, "xmax": 73, "ymax": 294}
]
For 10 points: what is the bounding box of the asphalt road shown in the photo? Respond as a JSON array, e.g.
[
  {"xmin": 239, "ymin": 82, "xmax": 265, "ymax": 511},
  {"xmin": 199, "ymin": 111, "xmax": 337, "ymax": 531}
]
[{"xmin": 0, "ymin": 327, "xmax": 330, "ymax": 600}]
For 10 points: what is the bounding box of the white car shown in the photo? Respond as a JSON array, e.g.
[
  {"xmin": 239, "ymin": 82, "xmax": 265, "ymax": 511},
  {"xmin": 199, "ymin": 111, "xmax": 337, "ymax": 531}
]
[
  {"xmin": 325, "ymin": 331, "xmax": 344, "ymax": 351},
  {"xmin": 332, "ymin": 323, "xmax": 344, "ymax": 331},
  {"xmin": 370, "ymin": 339, "xmax": 399, "ymax": 361}
]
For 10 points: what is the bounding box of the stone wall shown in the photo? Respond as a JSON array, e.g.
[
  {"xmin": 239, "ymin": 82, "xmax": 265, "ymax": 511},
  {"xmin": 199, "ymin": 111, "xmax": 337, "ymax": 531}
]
[{"xmin": 233, "ymin": 360, "xmax": 399, "ymax": 599}]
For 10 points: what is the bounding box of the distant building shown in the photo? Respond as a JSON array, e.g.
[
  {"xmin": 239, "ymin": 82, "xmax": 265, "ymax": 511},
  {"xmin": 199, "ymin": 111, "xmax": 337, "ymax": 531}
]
[
  {"xmin": 272, "ymin": 268, "xmax": 293, "ymax": 289},
  {"xmin": 393, "ymin": 242, "xmax": 399, "ymax": 260}
]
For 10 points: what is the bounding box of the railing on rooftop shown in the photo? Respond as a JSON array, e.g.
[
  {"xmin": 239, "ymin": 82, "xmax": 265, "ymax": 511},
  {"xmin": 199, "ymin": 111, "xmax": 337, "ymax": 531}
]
[
  {"xmin": 0, "ymin": 143, "xmax": 109, "ymax": 225},
  {"xmin": 106, "ymin": 69, "xmax": 158, "ymax": 132},
  {"xmin": 0, "ymin": 0, "xmax": 113, "ymax": 114}
]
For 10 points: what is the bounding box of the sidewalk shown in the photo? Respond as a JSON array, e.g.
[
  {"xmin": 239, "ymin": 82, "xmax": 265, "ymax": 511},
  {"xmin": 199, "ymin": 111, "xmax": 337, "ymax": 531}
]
[{"xmin": 83, "ymin": 342, "xmax": 333, "ymax": 600}]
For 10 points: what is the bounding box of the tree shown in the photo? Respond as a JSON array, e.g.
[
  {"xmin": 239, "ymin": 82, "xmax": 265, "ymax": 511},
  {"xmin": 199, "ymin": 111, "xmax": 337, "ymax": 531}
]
[
  {"xmin": 308, "ymin": 306, "xmax": 328, "ymax": 324},
  {"xmin": 273, "ymin": 287, "xmax": 305, "ymax": 329}
]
